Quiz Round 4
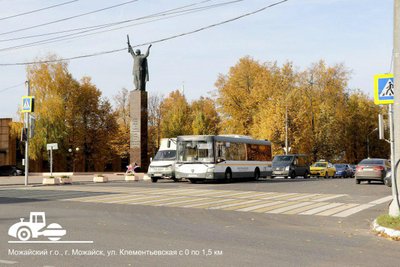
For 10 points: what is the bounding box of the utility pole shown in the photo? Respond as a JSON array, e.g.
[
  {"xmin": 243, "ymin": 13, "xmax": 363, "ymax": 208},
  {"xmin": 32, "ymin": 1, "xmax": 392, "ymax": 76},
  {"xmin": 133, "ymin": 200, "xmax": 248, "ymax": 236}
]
[
  {"xmin": 24, "ymin": 80, "xmax": 30, "ymax": 186},
  {"xmin": 285, "ymin": 105, "xmax": 288, "ymax": 155},
  {"xmin": 389, "ymin": 0, "xmax": 400, "ymax": 216}
]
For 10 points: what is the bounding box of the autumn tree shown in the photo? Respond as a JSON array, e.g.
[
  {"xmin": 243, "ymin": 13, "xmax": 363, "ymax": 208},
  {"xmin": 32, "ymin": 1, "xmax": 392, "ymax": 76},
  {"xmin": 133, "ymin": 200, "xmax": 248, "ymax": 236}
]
[
  {"xmin": 25, "ymin": 56, "xmax": 118, "ymax": 172},
  {"xmin": 148, "ymin": 93, "xmax": 164, "ymax": 156},
  {"xmin": 160, "ymin": 90, "xmax": 192, "ymax": 138},
  {"xmin": 110, "ymin": 88, "xmax": 130, "ymax": 159},
  {"xmin": 190, "ymin": 97, "xmax": 220, "ymax": 135}
]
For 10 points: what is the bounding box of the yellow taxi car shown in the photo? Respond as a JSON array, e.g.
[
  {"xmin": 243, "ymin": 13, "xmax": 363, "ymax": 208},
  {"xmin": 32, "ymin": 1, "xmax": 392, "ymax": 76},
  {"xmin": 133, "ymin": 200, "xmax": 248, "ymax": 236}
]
[{"xmin": 310, "ymin": 160, "xmax": 336, "ymax": 178}]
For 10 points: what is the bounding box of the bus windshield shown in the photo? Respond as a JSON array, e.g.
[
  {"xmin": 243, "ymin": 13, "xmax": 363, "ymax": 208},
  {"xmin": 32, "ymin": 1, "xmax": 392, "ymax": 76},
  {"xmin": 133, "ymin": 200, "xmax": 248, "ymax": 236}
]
[
  {"xmin": 177, "ymin": 140, "xmax": 214, "ymax": 163},
  {"xmin": 153, "ymin": 150, "xmax": 176, "ymax": 161}
]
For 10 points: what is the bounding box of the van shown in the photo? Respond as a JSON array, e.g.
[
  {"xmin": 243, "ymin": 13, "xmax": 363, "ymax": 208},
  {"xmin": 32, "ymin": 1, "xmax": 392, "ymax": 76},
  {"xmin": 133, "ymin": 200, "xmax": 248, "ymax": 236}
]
[
  {"xmin": 147, "ymin": 138, "xmax": 177, "ymax": 183},
  {"xmin": 271, "ymin": 154, "xmax": 310, "ymax": 179}
]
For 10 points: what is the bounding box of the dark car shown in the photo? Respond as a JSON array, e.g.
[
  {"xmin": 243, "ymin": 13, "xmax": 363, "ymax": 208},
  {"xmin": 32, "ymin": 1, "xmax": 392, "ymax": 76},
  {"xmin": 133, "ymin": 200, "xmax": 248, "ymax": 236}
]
[
  {"xmin": 0, "ymin": 165, "xmax": 24, "ymax": 176},
  {"xmin": 271, "ymin": 154, "xmax": 310, "ymax": 179},
  {"xmin": 334, "ymin": 164, "xmax": 353, "ymax": 178},
  {"xmin": 355, "ymin": 158, "xmax": 390, "ymax": 184}
]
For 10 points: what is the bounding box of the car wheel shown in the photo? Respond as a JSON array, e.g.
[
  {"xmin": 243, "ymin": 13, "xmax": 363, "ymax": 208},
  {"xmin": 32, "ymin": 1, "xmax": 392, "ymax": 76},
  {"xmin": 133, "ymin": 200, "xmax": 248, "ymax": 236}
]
[
  {"xmin": 17, "ymin": 227, "xmax": 31, "ymax": 241},
  {"xmin": 225, "ymin": 169, "xmax": 232, "ymax": 183},
  {"xmin": 151, "ymin": 178, "xmax": 158, "ymax": 183},
  {"xmin": 355, "ymin": 179, "xmax": 360, "ymax": 184},
  {"xmin": 12, "ymin": 171, "xmax": 17, "ymax": 176},
  {"xmin": 325, "ymin": 172, "xmax": 329, "ymax": 179},
  {"xmin": 172, "ymin": 177, "xmax": 178, "ymax": 182},
  {"xmin": 284, "ymin": 176, "xmax": 288, "ymax": 179},
  {"xmin": 303, "ymin": 172, "xmax": 309, "ymax": 179},
  {"xmin": 290, "ymin": 171, "xmax": 296, "ymax": 179},
  {"xmin": 189, "ymin": 179, "xmax": 197, "ymax": 184},
  {"xmin": 367, "ymin": 180, "xmax": 371, "ymax": 184}
]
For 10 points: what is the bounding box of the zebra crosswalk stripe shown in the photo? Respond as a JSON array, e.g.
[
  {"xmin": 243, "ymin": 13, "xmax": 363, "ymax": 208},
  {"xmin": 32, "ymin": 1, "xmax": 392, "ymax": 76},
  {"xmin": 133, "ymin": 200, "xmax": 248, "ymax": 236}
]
[
  {"xmin": 236, "ymin": 201, "xmax": 283, "ymax": 212},
  {"xmin": 316, "ymin": 203, "xmax": 360, "ymax": 216},
  {"xmin": 267, "ymin": 202, "xmax": 315, "ymax": 214},
  {"xmin": 300, "ymin": 203, "xmax": 343, "ymax": 215},
  {"xmin": 332, "ymin": 204, "xmax": 375, "ymax": 218},
  {"xmin": 209, "ymin": 199, "xmax": 261, "ymax": 210}
]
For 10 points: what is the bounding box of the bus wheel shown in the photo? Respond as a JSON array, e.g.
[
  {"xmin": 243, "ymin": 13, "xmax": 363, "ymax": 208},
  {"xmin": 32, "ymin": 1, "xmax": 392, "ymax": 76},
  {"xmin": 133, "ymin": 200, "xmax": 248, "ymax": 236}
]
[
  {"xmin": 225, "ymin": 169, "xmax": 232, "ymax": 183},
  {"xmin": 254, "ymin": 168, "xmax": 260, "ymax": 181},
  {"xmin": 151, "ymin": 178, "xmax": 158, "ymax": 183}
]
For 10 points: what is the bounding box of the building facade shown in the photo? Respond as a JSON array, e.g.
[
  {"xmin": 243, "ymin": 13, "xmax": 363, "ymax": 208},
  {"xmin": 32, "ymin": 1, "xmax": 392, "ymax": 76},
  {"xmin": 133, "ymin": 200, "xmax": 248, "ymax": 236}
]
[{"xmin": 0, "ymin": 118, "xmax": 16, "ymax": 166}]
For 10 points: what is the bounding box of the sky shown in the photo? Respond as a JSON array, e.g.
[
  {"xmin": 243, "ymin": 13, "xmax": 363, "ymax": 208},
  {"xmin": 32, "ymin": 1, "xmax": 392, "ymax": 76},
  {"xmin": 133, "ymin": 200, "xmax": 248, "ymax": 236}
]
[{"xmin": 0, "ymin": 0, "xmax": 394, "ymax": 119}]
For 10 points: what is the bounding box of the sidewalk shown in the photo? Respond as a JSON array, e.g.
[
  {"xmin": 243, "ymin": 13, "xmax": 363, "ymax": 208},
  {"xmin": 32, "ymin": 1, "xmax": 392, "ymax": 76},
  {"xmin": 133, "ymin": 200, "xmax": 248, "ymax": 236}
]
[{"xmin": 0, "ymin": 172, "xmax": 128, "ymax": 186}]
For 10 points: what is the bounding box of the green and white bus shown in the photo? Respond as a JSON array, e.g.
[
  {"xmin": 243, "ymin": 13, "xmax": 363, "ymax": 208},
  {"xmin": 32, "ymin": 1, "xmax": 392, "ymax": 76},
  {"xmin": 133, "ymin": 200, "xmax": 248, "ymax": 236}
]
[{"xmin": 175, "ymin": 135, "xmax": 272, "ymax": 183}]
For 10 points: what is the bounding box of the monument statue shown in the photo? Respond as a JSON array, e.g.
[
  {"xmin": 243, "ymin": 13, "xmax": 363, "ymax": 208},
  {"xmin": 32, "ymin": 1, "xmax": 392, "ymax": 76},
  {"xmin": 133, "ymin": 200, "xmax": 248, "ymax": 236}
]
[{"xmin": 127, "ymin": 35, "xmax": 152, "ymax": 91}]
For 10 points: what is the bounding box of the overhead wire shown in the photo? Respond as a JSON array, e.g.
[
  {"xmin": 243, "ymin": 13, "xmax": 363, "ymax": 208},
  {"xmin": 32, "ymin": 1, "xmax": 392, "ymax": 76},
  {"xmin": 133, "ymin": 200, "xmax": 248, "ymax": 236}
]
[
  {"xmin": 0, "ymin": 0, "xmax": 243, "ymax": 52},
  {"xmin": 0, "ymin": 0, "xmax": 79, "ymax": 21},
  {"xmin": 0, "ymin": 0, "xmax": 289, "ymax": 66},
  {"xmin": 0, "ymin": 0, "xmax": 219, "ymax": 43},
  {"xmin": 0, "ymin": 0, "xmax": 79, "ymax": 22},
  {"xmin": 0, "ymin": 82, "xmax": 25, "ymax": 93},
  {"xmin": 0, "ymin": 0, "xmax": 140, "ymax": 36}
]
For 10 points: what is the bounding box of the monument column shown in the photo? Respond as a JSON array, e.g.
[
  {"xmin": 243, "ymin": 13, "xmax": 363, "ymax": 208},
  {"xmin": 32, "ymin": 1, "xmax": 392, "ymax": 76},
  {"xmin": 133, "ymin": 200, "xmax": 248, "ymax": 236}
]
[{"xmin": 129, "ymin": 90, "xmax": 148, "ymax": 171}]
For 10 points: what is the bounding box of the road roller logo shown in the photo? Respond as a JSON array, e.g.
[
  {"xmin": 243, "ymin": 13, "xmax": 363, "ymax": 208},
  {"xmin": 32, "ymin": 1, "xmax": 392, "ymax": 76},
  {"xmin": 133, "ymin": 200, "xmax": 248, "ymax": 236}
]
[{"xmin": 8, "ymin": 212, "xmax": 92, "ymax": 244}]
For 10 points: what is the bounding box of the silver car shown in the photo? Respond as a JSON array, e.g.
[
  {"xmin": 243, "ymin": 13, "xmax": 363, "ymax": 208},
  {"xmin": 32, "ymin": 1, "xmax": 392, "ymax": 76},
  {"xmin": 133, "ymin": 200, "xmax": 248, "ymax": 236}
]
[{"xmin": 355, "ymin": 158, "xmax": 390, "ymax": 184}]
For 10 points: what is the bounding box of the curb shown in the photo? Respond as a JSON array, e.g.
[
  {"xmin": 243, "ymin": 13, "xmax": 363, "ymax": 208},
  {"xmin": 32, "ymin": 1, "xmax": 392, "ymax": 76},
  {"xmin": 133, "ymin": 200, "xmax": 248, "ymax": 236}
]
[{"xmin": 372, "ymin": 219, "xmax": 400, "ymax": 239}]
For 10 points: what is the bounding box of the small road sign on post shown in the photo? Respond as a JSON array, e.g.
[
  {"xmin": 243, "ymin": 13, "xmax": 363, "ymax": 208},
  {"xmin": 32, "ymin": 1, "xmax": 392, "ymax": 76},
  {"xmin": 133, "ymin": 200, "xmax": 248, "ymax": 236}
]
[
  {"xmin": 46, "ymin": 143, "xmax": 58, "ymax": 177},
  {"xmin": 374, "ymin": 73, "xmax": 394, "ymax": 105},
  {"xmin": 21, "ymin": 96, "xmax": 34, "ymax": 113}
]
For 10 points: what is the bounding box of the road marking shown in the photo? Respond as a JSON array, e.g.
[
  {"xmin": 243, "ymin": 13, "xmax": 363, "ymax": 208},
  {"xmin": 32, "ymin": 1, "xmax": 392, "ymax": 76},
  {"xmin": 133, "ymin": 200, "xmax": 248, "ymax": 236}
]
[
  {"xmin": 333, "ymin": 204, "xmax": 375, "ymax": 218},
  {"xmin": 125, "ymin": 196, "xmax": 188, "ymax": 205},
  {"xmin": 155, "ymin": 197, "xmax": 209, "ymax": 206},
  {"xmin": 251, "ymin": 201, "xmax": 297, "ymax": 213},
  {"xmin": 209, "ymin": 199, "xmax": 261, "ymax": 210},
  {"xmin": 283, "ymin": 202, "xmax": 329, "ymax": 215},
  {"xmin": 312, "ymin": 194, "xmax": 346, "ymax": 202},
  {"xmin": 183, "ymin": 198, "xmax": 236, "ymax": 208},
  {"xmin": 103, "ymin": 195, "xmax": 168, "ymax": 204},
  {"xmin": 369, "ymin": 195, "xmax": 392, "ymax": 205},
  {"xmin": 316, "ymin": 203, "xmax": 360, "ymax": 216},
  {"xmin": 287, "ymin": 194, "xmax": 321, "ymax": 201},
  {"xmin": 259, "ymin": 193, "xmax": 300, "ymax": 200},
  {"xmin": 267, "ymin": 201, "xmax": 315, "ymax": 214},
  {"xmin": 0, "ymin": 259, "xmax": 18, "ymax": 265},
  {"xmin": 236, "ymin": 201, "xmax": 283, "ymax": 212},
  {"xmin": 67, "ymin": 193, "xmax": 131, "ymax": 202},
  {"xmin": 300, "ymin": 203, "xmax": 344, "ymax": 215}
]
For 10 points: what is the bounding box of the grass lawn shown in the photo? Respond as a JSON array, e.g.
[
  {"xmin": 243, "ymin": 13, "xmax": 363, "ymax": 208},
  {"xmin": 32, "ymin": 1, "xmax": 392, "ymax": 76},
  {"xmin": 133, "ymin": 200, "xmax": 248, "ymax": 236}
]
[{"xmin": 377, "ymin": 214, "xmax": 400, "ymax": 231}]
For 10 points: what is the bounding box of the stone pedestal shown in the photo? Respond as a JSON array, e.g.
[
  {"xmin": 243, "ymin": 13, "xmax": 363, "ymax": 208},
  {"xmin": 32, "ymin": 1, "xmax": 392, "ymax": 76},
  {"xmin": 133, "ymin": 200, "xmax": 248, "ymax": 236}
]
[{"xmin": 129, "ymin": 90, "xmax": 148, "ymax": 171}]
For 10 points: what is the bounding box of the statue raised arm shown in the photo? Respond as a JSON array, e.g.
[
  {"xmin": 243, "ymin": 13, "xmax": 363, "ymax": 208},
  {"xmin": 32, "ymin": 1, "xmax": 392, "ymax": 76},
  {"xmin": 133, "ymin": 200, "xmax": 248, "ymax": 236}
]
[{"xmin": 128, "ymin": 39, "xmax": 152, "ymax": 91}]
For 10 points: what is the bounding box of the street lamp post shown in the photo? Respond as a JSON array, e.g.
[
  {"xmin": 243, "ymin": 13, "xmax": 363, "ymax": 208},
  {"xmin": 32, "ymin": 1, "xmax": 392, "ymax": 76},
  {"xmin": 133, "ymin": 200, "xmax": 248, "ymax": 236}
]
[
  {"xmin": 367, "ymin": 128, "xmax": 378, "ymax": 158},
  {"xmin": 68, "ymin": 147, "xmax": 79, "ymax": 172}
]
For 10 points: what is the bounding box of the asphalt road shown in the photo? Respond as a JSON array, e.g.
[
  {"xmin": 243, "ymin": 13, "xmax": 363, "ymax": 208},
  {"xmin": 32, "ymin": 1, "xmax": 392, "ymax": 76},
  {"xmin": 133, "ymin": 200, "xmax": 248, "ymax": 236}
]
[{"xmin": 0, "ymin": 177, "xmax": 398, "ymax": 267}]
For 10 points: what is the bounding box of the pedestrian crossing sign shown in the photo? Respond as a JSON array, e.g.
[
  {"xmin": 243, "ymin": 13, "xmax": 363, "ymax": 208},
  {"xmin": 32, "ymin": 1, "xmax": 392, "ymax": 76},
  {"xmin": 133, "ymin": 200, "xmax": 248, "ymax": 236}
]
[
  {"xmin": 374, "ymin": 73, "xmax": 394, "ymax": 105},
  {"xmin": 21, "ymin": 96, "xmax": 34, "ymax": 113}
]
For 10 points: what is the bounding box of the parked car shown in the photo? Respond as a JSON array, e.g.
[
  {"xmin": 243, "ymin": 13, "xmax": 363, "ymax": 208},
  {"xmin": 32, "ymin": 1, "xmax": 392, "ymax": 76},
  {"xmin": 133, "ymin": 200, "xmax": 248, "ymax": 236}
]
[
  {"xmin": 355, "ymin": 158, "xmax": 390, "ymax": 184},
  {"xmin": 271, "ymin": 154, "xmax": 310, "ymax": 179},
  {"xmin": 334, "ymin": 164, "xmax": 353, "ymax": 178},
  {"xmin": 0, "ymin": 165, "xmax": 24, "ymax": 176},
  {"xmin": 349, "ymin": 165, "xmax": 356, "ymax": 177},
  {"xmin": 384, "ymin": 170, "xmax": 392, "ymax": 187},
  {"xmin": 310, "ymin": 160, "xmax": 336, "ymax": 178}
]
